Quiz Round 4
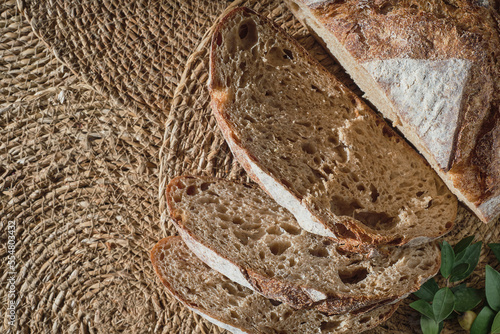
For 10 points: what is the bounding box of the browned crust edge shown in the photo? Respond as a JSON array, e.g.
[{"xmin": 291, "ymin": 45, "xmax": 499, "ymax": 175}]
[{"xmin": 208, "ymin": 7, "xmax": 456, "ymax": 248}]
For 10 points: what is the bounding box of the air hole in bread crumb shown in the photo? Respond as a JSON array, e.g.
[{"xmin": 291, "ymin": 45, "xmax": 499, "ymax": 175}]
[
  {"xmin": 339, "ymin": 267, "xmax": 368, "ymax": 284},
  {"xmin": 357, "ymin": 184, "xmax": 366, "ymax": 191},
  {"xmin": 445, "ymin": 221, "xmax": 452, "ymax": 229},
  {"xmin": 232, "ymin": 217, "xmax": 244, "ymax": 225},
  {"xmin": 267, "ymin": 225, "xmax": 283, "ymax": 235},
  {"xmin": 283, "ymin": 49, "xmax": 293, "ymax": 60},
  {"xmin": 335, "ymin": 223, "xmax": 358, "ymax": 240},
  {"xmin": 301, "ymin": 143, "xmax": 316, "ymax": 154},
  {"xmin": 320, "ymin": 321, "xmax": 341, "ymax": 332},
  {"xmin": 234, "ymin": 231, "xmax": 249, "ymax": 245},
  {"xmin": 328, "ymin": 135, "xmax": 339, "ymax": 145},
  {"xmin": 241, "ymin": 223, "xmax": 261, "ymax": 231},
  {"xmin": 311, "ymin": 84, "xmax": 321, "ymax": 93},
  {"xmin": 230, "ymin": 310, "xmax": 239, "ymax": 318},
  {"xmin": 216, "ymin": 205, "xmax": 228, "ymax": 214},
  {"xmin": 244, "ymin": 115, "xmax": 257, "ymax": 123},
  {"xmin": 331, "ymin": 196, "xmax": 363, "ymax": 217},
  {"xmin": 238, "ymin": 24, "xmax": 249, "ymax": 39},
  {"xmin": 389, "ymin": 237, "xmax": 403, "ymax": 246},
  {"xmin": 354, "ymin": 211, "xmax": 396, "ymax": 230},
  {"xmin": 426, "ymin": 200, "xmax": 433, "ymax": 209},
  {"xmin": 269, "ymin": 240, "xmax": 291, "ymax": 255},
  {"xmin": 200, "ymin": 183, "xmax": 210, "ymax": 191},
  {"xmin": 173, "ymin": 195, "xmax": 182, "ymax": 202},
  {"xmin": 323, "ymin": 166, "xmax": 333, "ymax": 175},
  {"xmin": 186, "ymin": 185, "xmax": 197, "ymax": 196},
  {"xmin": 360, "ymin": 317, "xmax": 370, "ymax": 324},
  {"xmin": 280, "ymin": 223, "xmax": 301, "ymax": 235},
  {"xmin": 309, "ymin": 246, "xmax": 328, "ymax": 258},
  {"xmin": 259, "ymin": 251, "xmax": 265, "ymax": 260},
  {"xmin": 270, "ymin": 300, "xmax": 282, "ymax": 307},
  {"xmin": 333, "ymin": 145, "xmax": 348, "ymax": 163},
  {"xmin": 370, "ymin": 184, "xmax": 379, "ymax": 202},
  {"xmin": 416, "ymin": 191, "xmax": 424, "ymax": 197},
  {"xmin": 296, "ymin": 121, "xmax": 312, "ymax": 127},
  {"xmin": 288, "ymin": 258, "xmax": 296, "ymax": 267}
]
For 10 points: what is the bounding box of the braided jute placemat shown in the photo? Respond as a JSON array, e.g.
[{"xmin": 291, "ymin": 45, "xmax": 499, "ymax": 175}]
[
  {"xmin": 160, "ymin": 0, "xmax": 500, "ymax": 333},
  {"xmin": 0, "ymin": 0, "xmax": 498, "ymax": 333}
]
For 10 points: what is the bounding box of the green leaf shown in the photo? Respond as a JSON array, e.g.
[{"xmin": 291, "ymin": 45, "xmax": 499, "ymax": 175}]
[
  {"xmin": 486, "ymin": 266, "xmax": 500, "ymax": 312},
  {"xmin": 451, "ymin": 242, "xmax": 482, "ymax": 282},
  {"xmin": 440, "ymin": 241, "xmax": 455, "ymax": 278},
  {"xmin": 415, "ymin": 278, "xmax": 440, "ymax": 302},
  {"xmin": 410, "ymin": 300, "xmax": 434, "ymax": 320},
  {"xmin": 489, "ymin": 243, "xmax": 500, "ymax": 263},
  {"xmin": 451, "ymin": 283, "xmax": 467, "ymax": 293},
  {"xmin": 450, "ymin": 263, "xmax": 470, "ymax": 279},
  {"xmin": 492, "ymin": 312, "xmax": 500, "ymax": 334},
  {"xmin": 453, "ymin": 286, "xmax": 483, "ymax": 312},
  {"xmin": 454, "ymin": 236, "xmax": 475, "ymax": 254},
  {"xmin": 433, "ymin": 287, "xmax": 455, "ymax": 322},
  {"xmin": 470, "ymin": 306, "xmax": 495, "ymax": 334},
  {"xmin": 420, "ymin": 316, "xmax": 440, "ymax": 334}
]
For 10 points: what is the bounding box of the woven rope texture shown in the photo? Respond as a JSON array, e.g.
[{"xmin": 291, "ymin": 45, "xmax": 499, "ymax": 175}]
[{"xmin": 0, "ymin": 0, "xmax": 498, "ymax": 333}]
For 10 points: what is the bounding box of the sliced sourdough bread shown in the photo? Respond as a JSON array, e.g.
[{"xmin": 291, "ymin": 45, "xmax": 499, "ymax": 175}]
[
  {"xmin": 150, "ymin": 236, "xmax": 400, "ymax": 334},
  {"xmin": 166, "ymin": 176, "xmax": 441, "ymax": 315},
  {"xmin": 208, "ymin": 7, "xmax": 457, "ymax": 249},
  {"xmin": 286, "ymin": 0, "xmax": 500, "ymax": 223}
]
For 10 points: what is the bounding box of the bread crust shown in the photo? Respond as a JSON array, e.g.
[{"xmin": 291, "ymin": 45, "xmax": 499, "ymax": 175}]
[
  {"xmin": 208, "ymin": 7, "xmax": 456, "ymax": 247},
  {"xmin": 291, "ymin": 0, "xmax": 500, "ymax": 222},
  {"xmin": 166, "ymin": 175, "xmax": 441, "ymax": 315}
]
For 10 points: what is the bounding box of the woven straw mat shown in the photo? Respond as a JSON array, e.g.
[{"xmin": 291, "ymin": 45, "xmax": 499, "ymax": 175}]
[{"xmin": 0, "ymin": 0, "xmax": 497, "ymax": 333}]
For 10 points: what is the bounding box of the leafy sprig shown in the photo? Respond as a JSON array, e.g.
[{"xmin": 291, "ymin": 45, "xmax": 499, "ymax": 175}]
[{"xmin": 411, "ymin": 238, "xmax": 500, "ymax": 334}]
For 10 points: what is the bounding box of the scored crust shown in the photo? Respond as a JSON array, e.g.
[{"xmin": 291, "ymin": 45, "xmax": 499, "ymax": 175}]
[
  {"xmin": 208, "ymin": 7, "xmax": 457, "ymax": 249},
  {"xmin": 286, "ymin": 0, "xmax": 500, "ymax": 223}
]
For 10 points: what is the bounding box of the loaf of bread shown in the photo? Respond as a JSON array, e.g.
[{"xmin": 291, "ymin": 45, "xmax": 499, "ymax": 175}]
[
  {"xmin": 150, "ymin": 236, "xmax": 400, "ymax": 334},
  {"xmin": 208, "ymin": 7, "xmax": 457, "ymax": 250},
  {"xmin": 286, "ymin": 0, "xmax": 500, "ymax": 223},
  {"xmin": 166, "ymin": 175, "xmax": 441, "ymax": 315}
]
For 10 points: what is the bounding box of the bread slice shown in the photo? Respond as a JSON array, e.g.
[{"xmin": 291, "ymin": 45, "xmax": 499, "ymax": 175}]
[
  {"xmin": 208, "ymin": 7, "xmax": 457, "ymax": 249},
  {"xmin": 285, "ymin": 0, "xmax": 500, "ymax": 223},
  {"xmin": 167, "ymin": 175, "xmax": 441, "ymax": 315},
  {"xmin": 150, "ymin": 236, "xmax": 400, "ymax": 334}
]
